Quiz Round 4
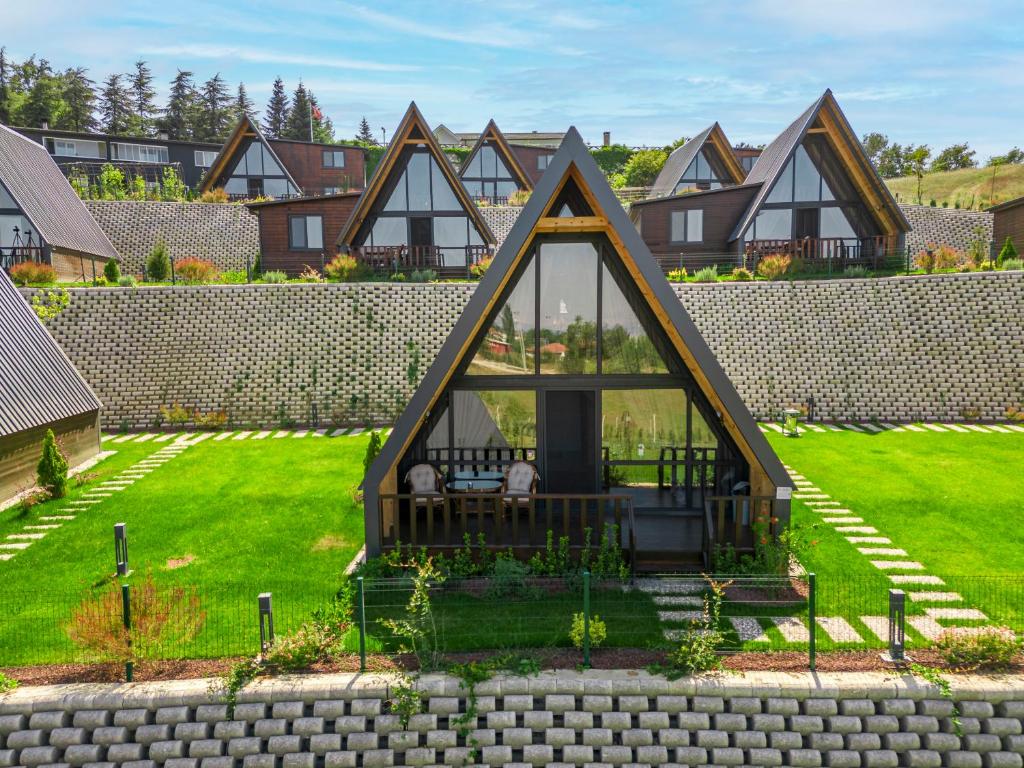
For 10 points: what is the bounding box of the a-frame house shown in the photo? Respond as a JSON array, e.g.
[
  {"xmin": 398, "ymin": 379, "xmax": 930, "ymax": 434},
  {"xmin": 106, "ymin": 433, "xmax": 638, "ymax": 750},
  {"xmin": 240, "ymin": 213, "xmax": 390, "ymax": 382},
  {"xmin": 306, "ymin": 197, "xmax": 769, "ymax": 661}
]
[
  {"xmin": 337, "ymin": 103, "xmax": 495, "ymax": 277},
  {"xmin": 198, "ymin": 115, "xmax": 302, "ymax": 200},
  {"xmin": 363, "ymin": 127, "xmax": 792, "ymax": 570},
  {"xmin": 459, "ymin": 119, "xmax": 534, "ymax": 204},
  {"xmin": 650, "ymin": 122, "xmax": 746, "ymax": 198}
]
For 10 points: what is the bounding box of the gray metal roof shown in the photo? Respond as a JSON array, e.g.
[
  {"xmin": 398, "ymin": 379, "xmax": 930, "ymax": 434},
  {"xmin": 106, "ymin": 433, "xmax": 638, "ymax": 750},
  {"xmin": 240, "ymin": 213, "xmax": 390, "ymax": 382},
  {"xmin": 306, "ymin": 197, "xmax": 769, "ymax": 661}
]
[
  {"xmin": 0, "ymin": 124, "xmax": 118, "ymax": 261},
  {"xmin": 650, "ymin": 124, "xmax": 716, "ymax": 198},
  {"xmin": 0, "ymin": 270, "xmax": 101, "ymax": 437}
]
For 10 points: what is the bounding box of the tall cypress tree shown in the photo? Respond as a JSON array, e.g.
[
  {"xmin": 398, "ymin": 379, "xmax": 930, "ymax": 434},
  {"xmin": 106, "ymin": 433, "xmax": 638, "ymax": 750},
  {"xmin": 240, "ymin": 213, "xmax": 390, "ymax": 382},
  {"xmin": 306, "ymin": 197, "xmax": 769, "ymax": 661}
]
[
  {"xmin": 159, "ymin": 70, "xmax": 198, "ymax": 140},
  {"xmin": 128, "ymin": 60, "xmax": 157, "ymax": 135},
  {"xmin": 262, "ymin": 76, "xmax": 289, "ymax": 138},
  {"xmin": 99, "ymin": 73, "xmax": 132, "ymax": 134},
  {"xmin": 58, "ymin": 67, "xmax": 97, "ymax": 132},
  {"xmin": 356, "ymin": 116, "xmax": 376, "ymax": 144},
  {"xmin": 197, "ymin": 72, "xmax": 232, "ymax": 141},
  {"xmin": 235, "ymin": 82, "xmax": 255, "ymax": 121},
  {"xmin": 282, "ymin": 81, "xmax": 312, "ymax": 141}
]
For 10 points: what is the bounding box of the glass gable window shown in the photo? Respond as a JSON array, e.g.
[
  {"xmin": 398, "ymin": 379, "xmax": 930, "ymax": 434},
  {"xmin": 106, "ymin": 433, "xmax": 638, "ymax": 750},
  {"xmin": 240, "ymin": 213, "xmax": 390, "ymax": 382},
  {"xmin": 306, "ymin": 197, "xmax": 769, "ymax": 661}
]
[
  {"xmin": 468, "ymin": 254, "xmax": 536, "ymax": 375},
  {"xmin": 223, "ymin": 139, "xmax": 296, "ymax": 198},
  {"xmin": 602, "ymin": 261, "xmax": 668, "ymax": 374},
  {"xmin": 288, "ymin": 215, "xmax": 324, "ymax": 250},
  {"xmin": 540, "ymin": 242, "xmax": 599, "ymax": 374},
  {"xmin": 462, "ymin": 141, "xmax": 520, "ymax": 202},
  {"xmin": 0, "ymin": 181, "xmax": 16, "ymax": 210},
  {"xmin": 323, "ymin": 150, "xmax": 346, "ymax": 168},
  {"xmin": 674, "ymin": 148, "xmax": 727, "ymax": 194}
]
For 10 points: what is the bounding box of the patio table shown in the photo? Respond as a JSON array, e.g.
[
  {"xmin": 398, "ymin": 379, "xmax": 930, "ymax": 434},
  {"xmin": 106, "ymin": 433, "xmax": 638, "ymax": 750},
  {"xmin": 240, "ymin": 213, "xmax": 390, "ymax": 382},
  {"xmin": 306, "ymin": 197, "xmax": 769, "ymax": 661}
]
[
  {"xmin": 452, "ymin": 470, "xmax": 504, "ymax": 482},
  {"xmin": 446, "ymin": 479, "xmax": 502, "ymax": 493}
]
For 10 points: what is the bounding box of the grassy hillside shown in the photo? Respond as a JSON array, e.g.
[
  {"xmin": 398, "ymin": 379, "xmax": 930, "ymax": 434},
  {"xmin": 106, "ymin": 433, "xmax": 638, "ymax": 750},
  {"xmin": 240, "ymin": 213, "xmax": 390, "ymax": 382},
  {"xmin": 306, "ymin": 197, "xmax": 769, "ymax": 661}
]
[{"xmin": 885, "ymin": 163, "xmax": 1024, "ymax": 210}]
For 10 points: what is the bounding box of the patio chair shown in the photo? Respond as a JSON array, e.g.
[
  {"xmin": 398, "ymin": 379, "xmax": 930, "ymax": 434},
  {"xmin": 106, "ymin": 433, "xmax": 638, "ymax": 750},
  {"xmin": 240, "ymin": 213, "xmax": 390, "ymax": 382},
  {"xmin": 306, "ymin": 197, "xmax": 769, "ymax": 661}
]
[
  {"xmin": 404, "ymin": 463, "xmax": 443, "ymax": 503},
  {"xmin": 502, "ymin": 460, "xmax": 539, "ymax": 498}
]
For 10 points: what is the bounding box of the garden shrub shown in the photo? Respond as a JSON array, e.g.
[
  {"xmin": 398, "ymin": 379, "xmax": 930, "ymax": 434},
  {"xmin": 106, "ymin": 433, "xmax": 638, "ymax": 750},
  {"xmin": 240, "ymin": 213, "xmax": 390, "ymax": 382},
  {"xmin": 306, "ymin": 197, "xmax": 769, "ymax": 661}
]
[
  {"xmin": 756, "ymin": 254, "xmax": 791, "ymax": 280},
  {"xmin": 118, "ymin": 275, "xmax": 137, "ymax": 287},
  {"xmin": 146, "ymin": 240, "xmax": 171, "ymax": 281},
  {"xmin": 622, "ymin": 149, "xmax": 668, "ymax": 187},
  {"xmin": 363, "ymin": 430, "xmax": 382, "ymax": 478},
  {"xmin": 263, "ymin": 622, "xmax": 338, "ymax": 670},
  {"xmin": 935, "ymin": 627, "xmax": 1020, "ymax": 671},
  {"xmin": 570, "ymin": 612, "xmax": 607, "ymax": 650},
  {"xmin": 97, "ymin": 164, "xmax": 127, "ymax": 200},
  {"xmin": 469, "ymin": 256, "xmax": 492, "ymax": 279},
  {"xmin": 174, "ymin": 258, "xmax": 219, "ymax": 284},
  {"xmin": 30, "ymin": 288, "xmax": 69, "ymax": 322},
  {"xmin": 324, "ymin": 254, "xmax": 367, "ymax": 281},
  {"xmin": 0, "ymin": 672, "xmax": 17, "ymax": 693},
  {"xmin": 298, "ymin": 265, "xmax": 322, "ymax": 282},
  {"xmin": 997, "ymin": 236, "xmax": 1018, "ymax": 266},
  {"xmin": 103, "ymin": 259, "xmax": 121, "ymax": 283},
  {"xmin": 730, "ymin": 267, "xmax": 753, "ymax": 281},
  {"xmin": 843, "ymin": 266, "xmax": 869, "ymax": 278},
  {"xmin": 261, "ymin": 270, "xmax": 288, "ymax": 283},
  {"xmin": 159, "ymin": 167, "xmax": 187, "ymax": 202},
  {"xmin": 486, "ymin": 557, "xmax": 530, "ymax": 598},
  {"xmin": 8, "ymin": 261, "xmax": 57, "ymax": 286},
  {"xmin": 219, "ymin": 270, "xmax": 248, "ymax": 284},
  {"xmin": 67, "ymin": 571, "xmax": 205, "ymax": 664},
  {"xmin": 916, "ymin": 244, "xmax": 962, "ymax": 273},
  {"xmin": 666, "ymin": 267, "xmax": 687, "ymax": 282},
  {"xmin": 199, "ymin": 188, "xmax": 229, "ymax": 204},
  {"xmin": 661, "ymin": 578, "xmax": 728, "ymax": 675},
  {"xmin": 713, "ymin": 508, "xmax": 814, "ymax": 576},
  {"xmin": 508, "ymin": 189, "xmax": 531, "ymax": 206},
  {"xmin": 409, "ymin": 269, "xmax": 438, "ymax": 283},
  {"xmin": 37, "ymin": 428, "xmax": 68, "ymax": 499},
  {"xmin": 1002, "ymin": 258, "xmax": 1023, "ymax": 271},
  {"xmin": 693, "ymin": 265, "xmax": 718, "ymax": 283},
  {"xmin": 381, "ymin": 558, "xmax": 446, "ymax": 670}
]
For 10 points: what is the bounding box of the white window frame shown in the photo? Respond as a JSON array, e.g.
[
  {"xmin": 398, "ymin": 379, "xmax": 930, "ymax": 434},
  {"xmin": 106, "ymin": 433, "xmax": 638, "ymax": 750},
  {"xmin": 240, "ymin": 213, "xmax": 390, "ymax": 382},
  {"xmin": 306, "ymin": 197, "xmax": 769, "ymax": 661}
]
[
  {"xmin": 323, "ymin": 150, "xmax": 346, "ymax": 168},
  {"xmin": 194, "ymin": 150, "xmax": 219, "ymax": 168},
  {"xmin": 110, "ymin": 142, "xmax": 169, "ymax": 163},
  {"xmin": 289, "ymin": 215, "xmax": 324, "ymax": 251},
  {"xmin": 670, "ymin": 209, "xmax": 704, "ymax": 243},
  {"xmin": 49, "ymin": 137, "xmax": 105, "ymax": 158}
]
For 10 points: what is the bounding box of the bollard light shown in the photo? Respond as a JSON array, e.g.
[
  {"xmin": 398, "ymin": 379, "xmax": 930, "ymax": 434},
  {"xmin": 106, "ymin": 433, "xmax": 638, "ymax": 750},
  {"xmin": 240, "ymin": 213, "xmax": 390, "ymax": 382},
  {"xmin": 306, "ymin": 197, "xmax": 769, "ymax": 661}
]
[
  {"xmin": 885, "ymin": 589, "xmax": 907, "ymax": 662},
  {"xmin": 114, "ymin": 523, "xmax": 130, "ymax": 577},
  {"xmin": 782, "ymin": 408, "xmax": 802, "ymax": 437},
  {"xmin": 259, "ymin": 592, "xmax": 275, "ymax": 655}
]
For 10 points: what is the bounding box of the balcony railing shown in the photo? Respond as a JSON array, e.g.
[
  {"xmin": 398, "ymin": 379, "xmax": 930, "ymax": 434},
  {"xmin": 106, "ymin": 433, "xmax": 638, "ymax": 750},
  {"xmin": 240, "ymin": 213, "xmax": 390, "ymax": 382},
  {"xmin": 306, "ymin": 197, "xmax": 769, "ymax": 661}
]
[
  {"xmin": 744, "ymin": 236, "xmax": 901, "ymax": 271},
  {"xmin": 1, "ymin": 246, "xmax": 48, "ymax": 272},
  {"xmin": 379, "ymin": 492, "xmax": 636, "ymax": 569},
  {"xmin": 353, "ymin": 244, "xmax": 492, "ymax": 277},
  {"xmin": 703, "ymin": 494, "xmax": 783, "ymax": 567}
]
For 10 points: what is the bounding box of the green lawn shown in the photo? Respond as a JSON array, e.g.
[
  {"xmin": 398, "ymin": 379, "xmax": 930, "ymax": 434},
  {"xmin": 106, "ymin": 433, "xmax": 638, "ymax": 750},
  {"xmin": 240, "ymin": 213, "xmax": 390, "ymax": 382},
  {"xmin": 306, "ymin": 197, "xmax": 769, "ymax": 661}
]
[
  {"xmin": 0, "ymin": 432, "xmax": 370, "ymax": 664},
  {"xmin": 766, "ymin": 427, "xmax": 1024, "ymax": 636},
  {"xmin": 885, "ymin": 162, "xmax": 1024, "ymax": 210}
]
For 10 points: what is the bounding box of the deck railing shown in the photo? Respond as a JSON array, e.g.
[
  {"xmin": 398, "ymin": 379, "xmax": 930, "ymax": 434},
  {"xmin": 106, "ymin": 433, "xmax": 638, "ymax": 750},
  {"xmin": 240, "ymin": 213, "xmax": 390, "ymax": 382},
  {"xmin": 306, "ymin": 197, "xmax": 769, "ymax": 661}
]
[
  {"xmin": 424, "ymin": 446, "xmax": 535, "ymax": 474},
  {"xmin": 353, "ymin": 244, "xmax": 492, "ymax": 277},
  {"xmin": 744, "ymin": 236, "xmax": 901, "ymax": 272},
  {"xmin": 379, "ymin": 492, "xmax": 636, "ymax": 568},
  {"xmin": 0, "ymin": 246, "xmax": 48, "ymax": 272},
  {"xmin": 704, "ymin": 495, "xmax": 781, "ymax": 566}
]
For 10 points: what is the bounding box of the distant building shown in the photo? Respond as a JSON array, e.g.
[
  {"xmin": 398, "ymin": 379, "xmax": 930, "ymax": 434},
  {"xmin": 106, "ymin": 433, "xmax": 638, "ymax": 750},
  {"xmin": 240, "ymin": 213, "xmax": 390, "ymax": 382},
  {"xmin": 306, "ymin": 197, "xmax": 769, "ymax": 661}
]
[
  {"xmin": 650, "ymin": 123, "xmax": 747, "ymax": 198},
  {"xmin": 434, "ymin": 123, "xmax": 566, "ymax": 149},
  {"xmin": 0, "ymin": 124, "xmax": 117, "ymax": 280},
  {"xmin": 988, "ymin": 195, "xmax": 1024, "ymax": 253},
  {"xmin": 458, "ymin": 120, "xmax": 555, "ymax": 204},
  {"xmin": 0, "ymin": 267, "xmax": 101, "ymax": 501}
]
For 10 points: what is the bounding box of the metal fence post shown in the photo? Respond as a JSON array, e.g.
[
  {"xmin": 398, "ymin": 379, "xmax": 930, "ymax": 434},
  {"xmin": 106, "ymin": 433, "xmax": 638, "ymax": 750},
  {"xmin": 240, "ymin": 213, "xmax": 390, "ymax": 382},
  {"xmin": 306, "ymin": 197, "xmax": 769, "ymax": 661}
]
[
  {"xmin": 808, "ymin": 572, "xmax": 816, "ymax": 672},
  {"xmin": 357, "ymin": 576, "xmax": 367, "ymax": 673},
  {"xmin": 582, "ymin": 570, "xmax": 591, "ymax": 669},
  {"xmin": 121, "ymin": 583, "xmax": 133, "ymax": 682}
]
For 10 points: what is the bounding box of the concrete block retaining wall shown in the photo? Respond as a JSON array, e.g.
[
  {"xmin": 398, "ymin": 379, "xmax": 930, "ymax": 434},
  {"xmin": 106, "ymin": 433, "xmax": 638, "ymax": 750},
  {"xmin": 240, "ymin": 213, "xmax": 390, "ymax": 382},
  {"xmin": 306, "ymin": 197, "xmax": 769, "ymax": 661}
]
[
  {"xmin": 1, "ymin": 671, "xmax": 1022, "ymax": 768},
  {"xmin": 84, "ymin": 201, "xmax": 260, "ymax": 276},
  {"xmin": 24, "ymin": 271, "xmax": 1024, "ymax": 429},
  {"xmin": 901, "ymin": 205, "xmax": 994, "ymax": 258}
]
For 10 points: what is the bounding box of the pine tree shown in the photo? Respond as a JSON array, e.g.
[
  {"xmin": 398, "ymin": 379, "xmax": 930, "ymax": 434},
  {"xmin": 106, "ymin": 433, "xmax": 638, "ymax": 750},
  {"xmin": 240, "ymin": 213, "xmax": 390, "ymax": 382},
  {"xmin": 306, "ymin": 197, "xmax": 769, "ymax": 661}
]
[
  {"xmin": 356, "ymin": 116, "xmax": 376, "ymax": 144},
  {"xmin": 282, "ymin": 81, "xmax": 312, "ymax": 141},
  {"xmin": 19, "ymin": 59, "xmax": 62, "ymax": 128},
  {"xmin": 308, "ymin": 92, "xmax": 334, "ymax": 143},
  {"xmin": 159, "ymin": 70, "xmax": 198, "ymax": 140},
  {"xmin": 0, "ymin": 47, "xmax": 11, "ymax": 125},
  {"xmin": 235, "ymin": 82, "xmax": 255, "ymax": 122},
  {"xmin": 57, "ymin": 67, "xmax": 97, "ymax": 132},
  {"xmin": 196, "ymin": 73, "xmax": 232, "ymax": 141},
  {"xmin": 128, "ymin": 59, "xmax": 157, "ymax": 135},
  {"xmin": 262, "ymin": 76, "xmax": 289, "ymax": 138},
  {"xmin": 36, "ymin": 428, "xmax": 68, "ymax": 499},
  {"xmin": 99, "ymin": 73, "xmax": 132, "ymax": 134}
]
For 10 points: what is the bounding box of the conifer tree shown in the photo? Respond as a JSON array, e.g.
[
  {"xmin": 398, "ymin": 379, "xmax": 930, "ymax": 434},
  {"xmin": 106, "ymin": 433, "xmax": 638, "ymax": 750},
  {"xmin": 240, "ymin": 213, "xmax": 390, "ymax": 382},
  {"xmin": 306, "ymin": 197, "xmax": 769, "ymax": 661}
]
[
  {"xmin": 235, "ymin": 82, "xmax": 255, "ymax": 121},
  {"xmin": 128, "ymin": 60, "xmax": 157, "ymax": 135},
  {"xmin": 0, "ymin": 48, "xmax": 11, "ymax": 125},
  {"xmin": 37, "ymin": 429, "xmax": 68, "ymax": 499},
  {"xmin": 356, "ymin": 116, "xmax": 376, "ymax": 144},
  {"xmin": 262, "ymin": 76, "xmax": 289, "ymax": 138},
  {"xmin": 99, "ymin": 73, "xmax": 132, "ymax": 134},
  {"xmin": 159, "ymin": 70, "xmax": 199, "ymax": 140},
  {"xmin": 282, "ymin": 81, "xmax": 312, "ymax": 141},
  {"xmin": 197, "ymin": 72, "xmax": 232, "ymax": 141},
  {"xmin": 19, "ymin": 59, "xmax": 62, "ymax": 128},
  {"xmin": 58, "ymin": 67, "xmax": 98, "ymax": 132},
  {"xmin": 308, "ymin": 92, "xmax": 334, "ymax": 143}
]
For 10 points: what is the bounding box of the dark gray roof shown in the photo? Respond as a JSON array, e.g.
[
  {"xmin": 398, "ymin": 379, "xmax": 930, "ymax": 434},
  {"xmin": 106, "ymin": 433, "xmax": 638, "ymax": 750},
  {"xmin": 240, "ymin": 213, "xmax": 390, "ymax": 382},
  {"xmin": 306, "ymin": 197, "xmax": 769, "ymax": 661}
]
[
  {"xmin": 988, "ymin": 194, "xmax": 1024, "ymax": 213},
  {"xmin": 363, "ymin": 126, "xmax": 791, "ymax": 534},
  {"xmin": 650, "ymin": 124, "xmax": 715, "ymax": 198},
  {"xmin": 0, "ymin": 270, "xmax": 101, "ymax": 437},
  {"xmin": 0, "ymin": 124, "xmax": 118, "ymax": 261}
]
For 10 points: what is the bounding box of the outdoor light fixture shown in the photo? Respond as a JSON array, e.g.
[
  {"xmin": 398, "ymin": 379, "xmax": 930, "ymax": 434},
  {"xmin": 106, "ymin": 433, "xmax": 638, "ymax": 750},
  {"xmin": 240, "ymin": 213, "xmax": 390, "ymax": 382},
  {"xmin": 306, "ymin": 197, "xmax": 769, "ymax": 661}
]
[
  {"xmin": 782, "ymin": 408, "xmax": 802, "ymax": 437},
  {"xmin": 806, "ymin": 396, "xmax": 816, "ymax": 423},
  {"xmin": 885, "ymin": 589, "xmax": 907, "ymax": 662},
  {"xmin": 114, "ymin": 523, "xmax": 129, "ymax": 577},
  {"xmin": 259, "ymin": 592, "xmax": 275, "ymax": 655}
]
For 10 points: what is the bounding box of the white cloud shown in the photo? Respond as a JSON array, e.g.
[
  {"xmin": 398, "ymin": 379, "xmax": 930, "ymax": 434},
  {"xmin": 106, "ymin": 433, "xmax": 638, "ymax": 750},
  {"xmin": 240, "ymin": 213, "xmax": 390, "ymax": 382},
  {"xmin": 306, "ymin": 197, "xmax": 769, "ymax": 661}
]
[{"xmin": 139, "ymin": 44, "xmax": 419, "ymax": 72}]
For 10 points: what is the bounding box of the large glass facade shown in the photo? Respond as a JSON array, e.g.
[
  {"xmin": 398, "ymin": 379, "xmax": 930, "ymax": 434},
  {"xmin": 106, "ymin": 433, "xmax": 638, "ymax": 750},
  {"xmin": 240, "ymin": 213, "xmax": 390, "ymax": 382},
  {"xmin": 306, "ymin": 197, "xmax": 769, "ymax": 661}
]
[
  {"xmin": 674, "ymin": 148, "xmax": 729, "ymax": 194},
  {"xmin": 461, "ymin": 141, "xmax": 522, "ymax": 203},
  {"xmin": 468, "ymin": 256, "xmax": 536, "ymax": 375},
  {"xmin": 224, "ymin": 138, "xmax": 298, "ymax": 199},
  {"xmin": 539, "ymin": 243, "xmax": 599, "ymax": 374}
]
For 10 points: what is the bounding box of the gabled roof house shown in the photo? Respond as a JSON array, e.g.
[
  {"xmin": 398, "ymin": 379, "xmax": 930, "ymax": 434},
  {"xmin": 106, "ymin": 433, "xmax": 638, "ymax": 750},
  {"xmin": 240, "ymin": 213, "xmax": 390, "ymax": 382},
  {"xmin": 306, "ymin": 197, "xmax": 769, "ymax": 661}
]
[
  {"xmin": 459, "ymin": 120, "xmax": 535, "ymax": 204},
  {"xmin": 631, "ymin": 90, "xmax": 910, "ymax": 273},
  {"xmin": 650, "ymin": 123, "xmax": 746, "ymax": 198},
  {"xmin": 0, "ymin": 124, "xmax": 117, "ymax": 281},
  {"xmin": 362, "ymin": 127, "xmax": 791, "ymax": 569},
  {"xmin": 337, "ymin": 103, "xmax": 495, "ymax": 277},
  {"xmin": 0, "ymin": 268, "xmax": 101, "ymax": 500}
]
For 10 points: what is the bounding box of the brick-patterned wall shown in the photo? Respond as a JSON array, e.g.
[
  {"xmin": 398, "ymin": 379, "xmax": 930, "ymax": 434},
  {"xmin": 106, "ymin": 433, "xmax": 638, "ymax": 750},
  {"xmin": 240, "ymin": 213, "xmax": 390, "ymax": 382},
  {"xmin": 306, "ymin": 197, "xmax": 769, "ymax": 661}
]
[
  {"xmin": 1, "ymin": 671, "xmax": 1022, "ymax": 768},
  {"xmin": 479, "ymin": 206, "xmax": 522, "ymax": 247},
  {"xmin": 901, "ymin": 204, "xmax": 994, "ymax": 257},
  {"xmin": 84, "ymin": 201, "xmax": 260, "ymax": 276},
  {"xmin": 25, "ymin": 272, "xmax": 1024, "ymax": 429}
]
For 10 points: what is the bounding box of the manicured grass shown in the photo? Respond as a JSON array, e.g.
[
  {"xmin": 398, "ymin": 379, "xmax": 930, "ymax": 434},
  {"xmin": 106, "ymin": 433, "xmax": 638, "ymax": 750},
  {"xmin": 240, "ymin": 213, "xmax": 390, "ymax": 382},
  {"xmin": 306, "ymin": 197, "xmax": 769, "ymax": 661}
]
[
  {"xmin": 0, "ymin": 433, "xmax": 370, "ymax": 664},
  {"xmin": 767, "ymin": 427, "xmax": 1024, "ymax": 634},
  {"xmin": 885, "ymin": 163, "xmax": 1024, "ymax": 210}
]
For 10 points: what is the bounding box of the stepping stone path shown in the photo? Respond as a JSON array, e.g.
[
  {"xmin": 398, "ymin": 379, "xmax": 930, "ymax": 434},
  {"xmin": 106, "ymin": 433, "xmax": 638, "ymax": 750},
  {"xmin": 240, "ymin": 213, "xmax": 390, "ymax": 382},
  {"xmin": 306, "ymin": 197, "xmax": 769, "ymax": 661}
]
[
  {"xmin": 781, "ymin": 459, "xmax": 998, "ymax": 645},
  {"xmin": 0, "ymin": 435, "xmax": 196, "ymax": 566}
]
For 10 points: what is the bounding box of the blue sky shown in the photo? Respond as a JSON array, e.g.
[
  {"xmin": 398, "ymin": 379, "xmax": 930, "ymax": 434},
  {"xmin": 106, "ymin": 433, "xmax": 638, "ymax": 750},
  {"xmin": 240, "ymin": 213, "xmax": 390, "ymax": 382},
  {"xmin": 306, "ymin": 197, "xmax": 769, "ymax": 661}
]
[{"xmin": 5, "ymin": 0, "xmax": 1022, "ymax": 158}]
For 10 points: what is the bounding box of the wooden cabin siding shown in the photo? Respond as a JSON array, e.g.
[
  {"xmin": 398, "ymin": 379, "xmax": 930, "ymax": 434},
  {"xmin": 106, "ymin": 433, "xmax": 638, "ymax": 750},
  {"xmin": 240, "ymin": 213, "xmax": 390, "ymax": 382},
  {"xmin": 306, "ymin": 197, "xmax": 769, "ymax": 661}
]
[
  {"xmin": 511, "ymin": 144, "xmax": 556, "ymax": 185},
  {"xmin": 632, "ymin": 186, "xmax": 760, "ymax": 269},
  {"xmin": 252, "ymin": 195, "xmax": 361, "ymax": 276},
  {"xmin": 0, "ymin": 411, "xmax": 99, "ymax": 502},
  {"xmin": 268, "ymin": 141, "xmax": 366, "ymax": 195},
  {"xmin": 993, "ymin": 199, "xmax": 1024, "ymax": 251}
]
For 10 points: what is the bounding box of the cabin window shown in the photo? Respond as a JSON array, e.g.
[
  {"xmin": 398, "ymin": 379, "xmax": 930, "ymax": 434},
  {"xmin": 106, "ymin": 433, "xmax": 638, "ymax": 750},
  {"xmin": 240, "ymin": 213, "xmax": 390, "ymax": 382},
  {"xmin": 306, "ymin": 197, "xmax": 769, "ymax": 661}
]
[
  {"xmin": 48, "ymin": 137, "xmax": 104, "ymax": 158},
  {"xmin": 538, "ymin": 155, "xmax": 551, "ymax": 170},
  {"xmin": 111, "ymin": 142, "xmax": 169, "ymax": 163},
  {"xmin": 194, "ymin": 150, "xmax": 218, "ymax": 168},
  {"xmin": 670, "ymin": 210, "xmax": 703, "ymax": 243},
  {"xmin": 539, "ymin": 242, "xmax": 599, "ymax": 374},
  {"xmin": 288, "ymin": 215, "xmax": 324, "ymax": 250},
  {"xmin": 0, "ymin": 214, "xmax": 34, "ymax": 248},
  {"xmin": 323, "ymin": 150, "xmax": 346, "ymax": 168}
]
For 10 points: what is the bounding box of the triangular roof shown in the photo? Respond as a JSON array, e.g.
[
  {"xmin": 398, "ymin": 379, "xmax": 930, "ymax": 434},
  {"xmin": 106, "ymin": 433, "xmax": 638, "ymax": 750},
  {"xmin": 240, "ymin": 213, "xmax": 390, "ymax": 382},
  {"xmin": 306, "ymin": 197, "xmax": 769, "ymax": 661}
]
[
  {"xmin": 0, "ymin": 124, "xmax": 117, "ymax": 262},
  {"xmin": 459, "ymin": 119, "xmax": 534, "ymax": 190},
  {"xmin": 730, "ymin": 89, "xmax": 910, "ymax": 241},
  {"xmin": 0, "ymin": 268, "xmax": 101, "ymax": 437},
  {"xmin": 197, "ymin": 114, "xmax": 301, "ymax": 195},
  {"xmin": 337, "ymin": 102, "xmax": 495, "ymax": 247},
  {"xmin": 650, "ymin": 122, "xmax": 746, "ymax": 198},
  {"xmin": 364, "ymin": 126, "xmax": 790, "ymax": 513}
]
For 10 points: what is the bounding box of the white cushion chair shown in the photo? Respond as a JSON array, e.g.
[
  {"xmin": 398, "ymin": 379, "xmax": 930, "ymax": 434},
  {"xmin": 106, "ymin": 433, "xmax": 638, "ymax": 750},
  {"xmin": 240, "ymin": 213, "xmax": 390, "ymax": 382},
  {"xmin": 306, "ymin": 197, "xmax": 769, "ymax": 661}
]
[
  {"xmin": 503, "ymin": 461, "xmax": 539, "ymax": 498},
  {"xmin": 404, "ymin": 463, "xmax": 442, "ymax": 503}
]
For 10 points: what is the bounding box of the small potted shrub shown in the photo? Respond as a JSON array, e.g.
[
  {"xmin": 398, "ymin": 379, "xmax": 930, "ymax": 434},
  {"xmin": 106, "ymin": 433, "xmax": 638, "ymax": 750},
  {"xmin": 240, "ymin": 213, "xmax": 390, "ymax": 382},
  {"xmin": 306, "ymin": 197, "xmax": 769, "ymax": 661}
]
[
  {"xmin": 469, "ymin": 257, "xmax": 492, "ymax": 279},
  {"xmin": 146, "ymin": 240, "xmax": 171, "ymax": 281}
]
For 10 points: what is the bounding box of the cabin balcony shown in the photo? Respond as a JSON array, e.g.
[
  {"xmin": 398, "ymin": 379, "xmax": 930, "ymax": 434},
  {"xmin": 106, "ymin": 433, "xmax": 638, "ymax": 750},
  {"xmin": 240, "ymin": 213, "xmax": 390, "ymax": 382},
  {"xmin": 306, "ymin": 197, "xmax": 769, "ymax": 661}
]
[
  {"xmin": 352, "ymin": 244, "xmax": 493, "ymax": 278},
  {"xmin": 1, "ymin": 245, "xmax": 48, "ymax": 273},
  {"xmin": 744, "ymin": 235, "xmax": 901, "ymax": 271}
]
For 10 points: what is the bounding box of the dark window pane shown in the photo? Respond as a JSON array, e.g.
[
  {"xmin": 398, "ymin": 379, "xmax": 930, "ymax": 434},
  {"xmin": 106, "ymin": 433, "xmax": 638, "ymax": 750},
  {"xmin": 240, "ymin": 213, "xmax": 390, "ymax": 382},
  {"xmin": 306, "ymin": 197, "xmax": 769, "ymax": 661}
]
[
  {"xmin": 601, "ymin": 262, "xmax": 668, "ymax": 374},
  {"xmin": 289, "ymin": 217, "xmax": 306, "ymax": 248},
  {"xmin": 468, "ymin": 254, "xmax": 536, "ymax": 375},
  {"xmin": 407, "ymin": 153, "xmax": 431, "ymax": 211},
  {"xmin": 766, "ymin": 158, "xmax": 793, "ymax": 203},
  {"xmin": 539, "ymin": 242, "xmax": 598, "ymax": 374}
]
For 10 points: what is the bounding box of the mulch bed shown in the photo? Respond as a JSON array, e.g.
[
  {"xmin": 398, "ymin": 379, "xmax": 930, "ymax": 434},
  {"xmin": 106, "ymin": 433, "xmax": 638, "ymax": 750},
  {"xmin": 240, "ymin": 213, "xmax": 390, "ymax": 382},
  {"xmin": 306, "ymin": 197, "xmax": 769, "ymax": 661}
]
[{"xmin": 5, "ymin": 649, "xmax": 1021, "ymax": 686}]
